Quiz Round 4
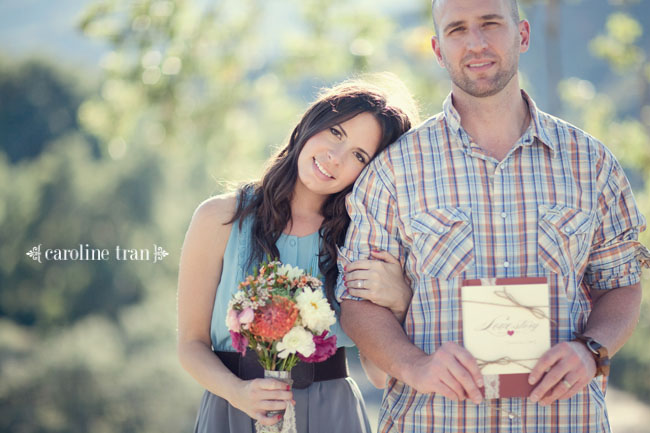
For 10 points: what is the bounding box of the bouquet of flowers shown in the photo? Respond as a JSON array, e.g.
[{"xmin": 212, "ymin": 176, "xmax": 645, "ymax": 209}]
[{"xmin": 226, "ymin": 260, "xmax": 338, "ymax": 433}]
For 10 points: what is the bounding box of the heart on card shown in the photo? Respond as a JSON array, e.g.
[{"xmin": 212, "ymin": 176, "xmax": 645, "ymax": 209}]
[{"xmin": 507, "ymin": 330, "xmax": 515, "ymax": 336}]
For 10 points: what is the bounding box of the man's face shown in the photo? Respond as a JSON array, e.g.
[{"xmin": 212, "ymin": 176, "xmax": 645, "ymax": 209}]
[{"xmin": 431, "ymin": 0, "xmax": 529, "ymax": 98}]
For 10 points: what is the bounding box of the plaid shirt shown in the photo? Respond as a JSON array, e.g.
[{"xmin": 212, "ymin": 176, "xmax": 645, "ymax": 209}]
[{"xmin": 336, "ymin": 91, "xmax": 649, "ymax": 433}]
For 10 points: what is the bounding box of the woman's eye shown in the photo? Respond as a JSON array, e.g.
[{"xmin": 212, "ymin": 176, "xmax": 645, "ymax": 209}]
[
  {"xmin": 330, "ymin": 127, "xmax": 342, "ymax": 139},
  {"xmin": 354, "ymin": 152, "xmax": 367, "ymax": 164}
]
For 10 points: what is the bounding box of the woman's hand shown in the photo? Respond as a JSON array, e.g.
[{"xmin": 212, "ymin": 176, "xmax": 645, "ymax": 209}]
[
  {"xmin": 229, "ymin": 378, "xmax": 294, "ymax": 426},
  {"xmin": 344, "ymin": 250, "xmax": 412, "ymax": 322}
]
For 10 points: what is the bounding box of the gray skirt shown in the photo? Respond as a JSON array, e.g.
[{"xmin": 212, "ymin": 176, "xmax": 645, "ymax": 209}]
[{"xmin": 193, "ymin": 377, "xmax": 372, "ymax": 433}]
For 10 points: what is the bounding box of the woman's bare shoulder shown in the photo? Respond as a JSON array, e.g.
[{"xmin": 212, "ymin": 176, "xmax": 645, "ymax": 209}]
[
  {"xmin": 181, "ymin": 193, "xmax": 239, "ymax": 250},
  {"xmin": 191, "ymin": 192, "xmax": 239, "ymax": 226}
]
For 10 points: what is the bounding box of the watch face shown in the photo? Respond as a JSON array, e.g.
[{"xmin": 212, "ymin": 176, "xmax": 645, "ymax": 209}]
[{"xmin": 586, "ymin": 339, "xmax": 602, "ymax": 355}]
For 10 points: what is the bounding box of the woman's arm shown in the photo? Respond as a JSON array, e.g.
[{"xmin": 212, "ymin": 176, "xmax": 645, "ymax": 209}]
[
  {"xmin": 343, "ymin": 250, "xmax": 412, "ymax": 322},
  {"xmin": 359, "ymin": 352, "xmax": 389, "ymax": 388},
  {"xmin": 176, "ymin": 194, "xmax": 291, "ymax": 424},
  {"xmin": 343, "ymin": 250, "xmax": 413, "ymax": 387}
]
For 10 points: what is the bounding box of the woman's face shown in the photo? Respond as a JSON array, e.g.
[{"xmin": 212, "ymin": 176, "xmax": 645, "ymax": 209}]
[{"xmin": 296, "ymin": 112, "xmax": 382, "ymax": 197}]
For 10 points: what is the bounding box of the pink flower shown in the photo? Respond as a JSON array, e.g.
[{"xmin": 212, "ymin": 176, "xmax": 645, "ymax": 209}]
[
  {"xmin": 230, "ymin": 331, "xmax": 248, "ymax": 355},
  {"xmin": 226, "ymin": 309, "xmax": 241, "ymax": 332},
  {"xmin": 238, "ymin": 307, "xmax": 255, "ymax": 328},
  {"xmin": 298, "ymin": 331, "xmax": 337, "ymax": 363}
]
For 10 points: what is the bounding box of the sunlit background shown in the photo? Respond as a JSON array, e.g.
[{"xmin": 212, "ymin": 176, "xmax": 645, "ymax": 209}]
[{"xmin": 1, "ymin": 1, "xmax": 649, "ymax": 432}]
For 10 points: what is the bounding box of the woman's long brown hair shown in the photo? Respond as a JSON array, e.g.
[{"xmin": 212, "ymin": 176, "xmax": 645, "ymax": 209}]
[{"xmin": 229, "ymin": 76, "xmax": 416, "ymax": 304}]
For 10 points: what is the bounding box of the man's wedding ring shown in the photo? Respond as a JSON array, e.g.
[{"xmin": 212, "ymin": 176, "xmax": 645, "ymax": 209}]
[{"xmin": 561, "ymin": 379, "xmax": 572, "ymax": 389}]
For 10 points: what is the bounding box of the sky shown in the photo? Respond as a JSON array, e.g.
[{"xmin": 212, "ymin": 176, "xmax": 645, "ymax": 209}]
[
  {"xmin": 0, "ymin": 0, "xmax": 422, "ymax": 70},
  {"xmin": 0, "ymin": 0, "xmax": 109, "ymax": 68},
  {"xmin": 2, "ymin": 0, "xmax": 649, "ymax": 113}
]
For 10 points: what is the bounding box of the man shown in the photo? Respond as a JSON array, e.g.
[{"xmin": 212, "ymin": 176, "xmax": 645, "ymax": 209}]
[{"xmin": 336, "ymin": 0, "xmax": 649, "ymax": 431}]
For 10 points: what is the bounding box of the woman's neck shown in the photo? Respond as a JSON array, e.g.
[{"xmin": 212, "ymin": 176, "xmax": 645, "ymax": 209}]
[{"xmin": 285, "ymin": 182, "xmax": 326, "ymax": 236}]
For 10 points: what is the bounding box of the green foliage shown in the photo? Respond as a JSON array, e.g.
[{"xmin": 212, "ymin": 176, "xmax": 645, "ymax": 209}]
[
  {"xmin": 0, "ymin": 58, "xmax": 90, "ymax": 163},
  {"xmin": 76, "ymin": 0, "xmax": 294, "ymax": 182},
  {"xmin": 0, "ymin": 138, "xmax": 168, "ymax": 329},
  {"xmin": 0, "ymin": 289, "xmax": 200, "ymax": 433},
  {"xmin": 75, "ymin": 0, "xmax": 445, "ymax": 172},
  {"xmin": 559, "ymin": 3, "xmax": 650, "ymax": 404},
  {"xmin": 590, "ymin": 13, "xmax": 645, "ymax": 72},
  {"xmin": 559, "ymin": 79, "xmax": 650, "ymax": 174}
]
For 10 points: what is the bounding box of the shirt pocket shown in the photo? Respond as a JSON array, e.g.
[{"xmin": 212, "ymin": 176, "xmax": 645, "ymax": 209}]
[
  {"xmin": 538, "ymin": 204, "xmax": 593, "ymax": 276},
  {"xmin": 410, "ymin": 207, "xmax": 474, "ymax": 280}
]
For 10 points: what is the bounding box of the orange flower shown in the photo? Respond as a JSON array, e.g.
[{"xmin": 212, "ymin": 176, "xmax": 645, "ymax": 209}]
[{"xmin": 249, "ymin": 296, "xmax": 298, "ymax": 341}]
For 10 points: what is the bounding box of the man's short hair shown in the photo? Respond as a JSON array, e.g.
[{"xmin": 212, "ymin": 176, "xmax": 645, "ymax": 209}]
[{"xmin": 431, "ymin": 0, "xmax": 521, "ymax": 36}]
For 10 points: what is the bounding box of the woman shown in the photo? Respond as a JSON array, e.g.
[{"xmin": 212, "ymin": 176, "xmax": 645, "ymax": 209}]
[{"xmin": 177, "ymin": 75, "xmax": 417, "ymax": 433}]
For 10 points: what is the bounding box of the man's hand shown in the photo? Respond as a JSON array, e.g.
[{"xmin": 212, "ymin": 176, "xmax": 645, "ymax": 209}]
[
  {"xmin": 403, "ymin": 342, "xmax": 485, "ymax": 404},
  {"xmin": 528, "ymin": 341, "xmax": 597, "ymax": 405}
]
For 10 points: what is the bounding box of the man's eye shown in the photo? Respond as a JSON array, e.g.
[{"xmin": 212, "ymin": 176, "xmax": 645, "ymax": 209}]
[{"xmin": 449, "ymin": 27, "xmax": 465, "ymax": 34}]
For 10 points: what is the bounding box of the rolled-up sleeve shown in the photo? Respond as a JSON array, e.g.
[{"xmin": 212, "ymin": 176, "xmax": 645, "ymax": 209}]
[
  {"xmin": 335, "ymin": 157, "xmax": 404, "ymax": 302},
  {"xmin": 585, "ymin": 160, "xmax": 650, "ymax": 290}
]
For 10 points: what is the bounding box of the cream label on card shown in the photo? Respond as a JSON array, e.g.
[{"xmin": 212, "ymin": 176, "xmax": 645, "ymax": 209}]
[{"xmin": 462, "ymin": 278, "xmax": 551, "ymax": 376}]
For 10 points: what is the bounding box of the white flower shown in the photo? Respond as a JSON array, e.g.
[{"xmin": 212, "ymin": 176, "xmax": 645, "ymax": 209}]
[
  {"xmin": 276, "ymin": 264, "xmax": 304, "ymax": 280},
  {"xmin": 295, "ymin": 287, "xmax": 336, "ymax": 334},
  {"xmin": 305, "ymin": 276, "xmax": 323, "ymax": 288},
  {"xmin": 277, "ymin": 326, "xmax": 315, "ymax": 359}
]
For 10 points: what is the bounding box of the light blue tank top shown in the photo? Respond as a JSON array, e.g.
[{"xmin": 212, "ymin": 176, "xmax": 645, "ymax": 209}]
[{"xmin": 210, "ymin": 207, "xmax": 354, "ymax": 352}]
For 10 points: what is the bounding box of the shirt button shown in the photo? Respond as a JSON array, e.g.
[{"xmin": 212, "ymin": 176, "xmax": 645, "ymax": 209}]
[
  {"xmin": 289, "ymin": 239, "xmax": 297, "ymax": 247},
  {"xmin": 564, "ymin": 227, "xmax": 572, "ymax": 234},
  {"xmin": 501, "ymin": 212, "xmax": 507, "ymax": 219},
  {"xmin": 504, "ymin": 261, "xmax": 510, "ymax": 268},
  {"xmin": 500, "ymin": 164, "xmax": 507, "ymax": 170}
]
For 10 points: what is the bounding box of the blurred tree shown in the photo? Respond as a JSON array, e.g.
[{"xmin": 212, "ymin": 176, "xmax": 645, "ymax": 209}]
[
  {"xmin": 519, "ymin": 0, "xmax": 567, "ymax": 114},
  {"xmin": 75, "ymin": 0, "xmax": 445, "ymax": 173},
  {"xmin": 559, "ymin": 7, "xmax": 650, "ymax": 400},
  {"xmin": 0, "ymin": 138, "xmax": 165, "ymax": 329},
  {"xmin": 0, "ymin": 288, "xmax": 200, "ymax": 433},
  {"xmin": 0, "ymin": 58, "xmax": 93, "ymax": 163}
]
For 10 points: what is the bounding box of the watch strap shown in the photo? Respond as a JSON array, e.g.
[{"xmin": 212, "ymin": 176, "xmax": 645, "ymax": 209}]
[{"xmin": 572, "ymin": 332, "xmax": 610, "ymax": 377}]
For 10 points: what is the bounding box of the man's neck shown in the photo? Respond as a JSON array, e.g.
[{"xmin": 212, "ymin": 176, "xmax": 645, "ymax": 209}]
[{"xmin": 452, "ymin": 79, "xmax": 530, "ymax": 162}]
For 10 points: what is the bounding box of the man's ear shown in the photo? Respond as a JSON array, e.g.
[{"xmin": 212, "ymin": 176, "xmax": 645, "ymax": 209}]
[
  {"xmin": 431, "ymin": 35, "xmax": 445, "ymax": 68},
  {"xmin": 518, "ymin": 19, "xmax": 531, "ymax": 53}
]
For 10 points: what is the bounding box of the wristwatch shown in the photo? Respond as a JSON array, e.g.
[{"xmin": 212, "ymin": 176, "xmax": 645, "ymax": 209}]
[{"xmin": 573, "ymin": 332, "xmax": 611, "ymax": 377}]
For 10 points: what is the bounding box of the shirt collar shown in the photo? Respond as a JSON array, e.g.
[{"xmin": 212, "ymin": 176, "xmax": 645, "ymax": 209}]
[
  {"xmin": 442, "ymin": 90, "xmax": 557, "ymax": 155},
  {"xmin": 520, "ymin": 90, "xmax": 557, "ymax": 154}
]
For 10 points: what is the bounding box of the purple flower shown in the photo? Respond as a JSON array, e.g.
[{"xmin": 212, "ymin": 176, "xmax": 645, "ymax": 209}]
[
  {"xmin": 298, "ymin": 331, "xmax": 337, "ymax": 363},
  {"xmin": 230, "ymin": 331, "xmax": 248, "ymax": 356}
]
